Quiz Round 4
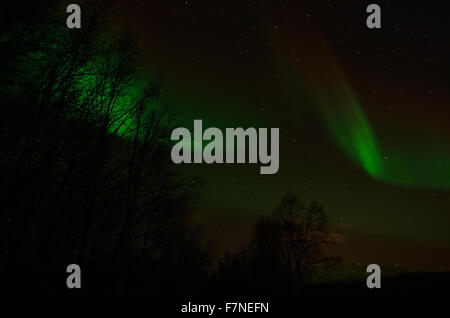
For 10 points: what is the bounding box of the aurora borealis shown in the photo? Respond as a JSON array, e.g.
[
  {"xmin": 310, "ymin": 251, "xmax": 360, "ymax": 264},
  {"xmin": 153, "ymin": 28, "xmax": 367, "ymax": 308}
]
[
  {"xmin": 113, "ymin": 0, "xmax": 450, "ymax": 270},
  {"xmin": 320, "ymin": 80, "xmax": 450, "ymax": 190},
  {"xmin": 293, "ymin": 46, "xmax": 450, "ymax": 190}
]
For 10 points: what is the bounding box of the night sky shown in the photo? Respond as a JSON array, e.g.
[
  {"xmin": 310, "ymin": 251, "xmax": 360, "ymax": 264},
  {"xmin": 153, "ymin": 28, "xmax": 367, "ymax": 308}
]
[{"xmin": 111, "ymin": 0, "xmax": 450, "ymax": 270}]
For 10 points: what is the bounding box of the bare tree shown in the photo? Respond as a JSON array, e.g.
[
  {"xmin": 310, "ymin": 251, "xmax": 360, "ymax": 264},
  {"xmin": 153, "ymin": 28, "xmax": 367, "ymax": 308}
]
[
  {"xmin": 252, "ymin": 193, "xmax": 335, "ymax": 293},
  {"xmin": 0, "ymin": 0, "xmax": 209, "ymax": 298}
]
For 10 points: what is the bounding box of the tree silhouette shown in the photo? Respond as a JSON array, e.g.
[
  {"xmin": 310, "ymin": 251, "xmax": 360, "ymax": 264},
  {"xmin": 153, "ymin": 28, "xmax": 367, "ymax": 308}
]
[
  {"xmin": 214, "ymin": 193, "xmax": 336, "ymax": 297},
  {"xmin": 0, "ymin": 0, "xmax": 210, "ymax": 298},
  {"xmin": 252, "ymin": 193, "xmax": 335, "ymax": 291}
]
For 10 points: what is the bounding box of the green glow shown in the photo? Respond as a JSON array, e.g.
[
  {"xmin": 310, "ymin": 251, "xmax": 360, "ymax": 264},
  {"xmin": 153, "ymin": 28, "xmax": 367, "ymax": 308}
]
[
  {"xmin": 317, "ymin": 78, "xmax": 450, "ymax": 190},
  {"xmin": 319, "ymin": 85, "xmax": 383, "ymax": 179},
  {"xmin": 73, "ymin": 62, "xmax": 160, "ymax": 139},
  {"xmin": 270, "ymin": 33, "xmax": 450, "ymax": 190}
]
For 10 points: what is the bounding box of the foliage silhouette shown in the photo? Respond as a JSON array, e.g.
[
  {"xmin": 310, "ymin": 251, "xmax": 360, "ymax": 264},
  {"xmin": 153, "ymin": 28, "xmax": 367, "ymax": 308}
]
[
  {"xmin": 214, "ymin": 193, "xmax": 336, "ymax": 297},
  {"xmin": 0, "ymin": 0, "xmax": 209, "ymax": 298},
  {"xmin": 0, "ymin": 1, "xmax": 339, "ymax": 299}
]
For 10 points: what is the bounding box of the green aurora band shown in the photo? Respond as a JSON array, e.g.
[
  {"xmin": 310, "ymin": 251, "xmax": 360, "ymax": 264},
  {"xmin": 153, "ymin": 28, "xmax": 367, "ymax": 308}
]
[
  {"xmin": 71, "ymin": 23, "xmax": 450, "ymax": 190},
  {"xmin": 317, "ymin": 78, "xmax": 450, "ymax": 190}
]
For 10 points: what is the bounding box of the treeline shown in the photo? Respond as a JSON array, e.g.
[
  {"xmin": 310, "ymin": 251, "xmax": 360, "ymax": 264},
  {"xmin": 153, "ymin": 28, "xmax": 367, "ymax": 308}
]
[
  {"xmin": 0, "ymin": 1, "xmax": 336, "ymax": 298},
  {"xmin": 212, "ymin": 193, "xmax": 337, "ymax": 297},
  {"xmin": 0, "ymin": 0, "xmax": 208, "ymax": 298}
]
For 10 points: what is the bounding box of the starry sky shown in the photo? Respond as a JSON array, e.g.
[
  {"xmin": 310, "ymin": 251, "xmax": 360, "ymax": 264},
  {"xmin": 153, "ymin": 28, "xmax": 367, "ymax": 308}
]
[{"xmin": 112, "ymin": 0, "xmax": 450, "ymax": 270}]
